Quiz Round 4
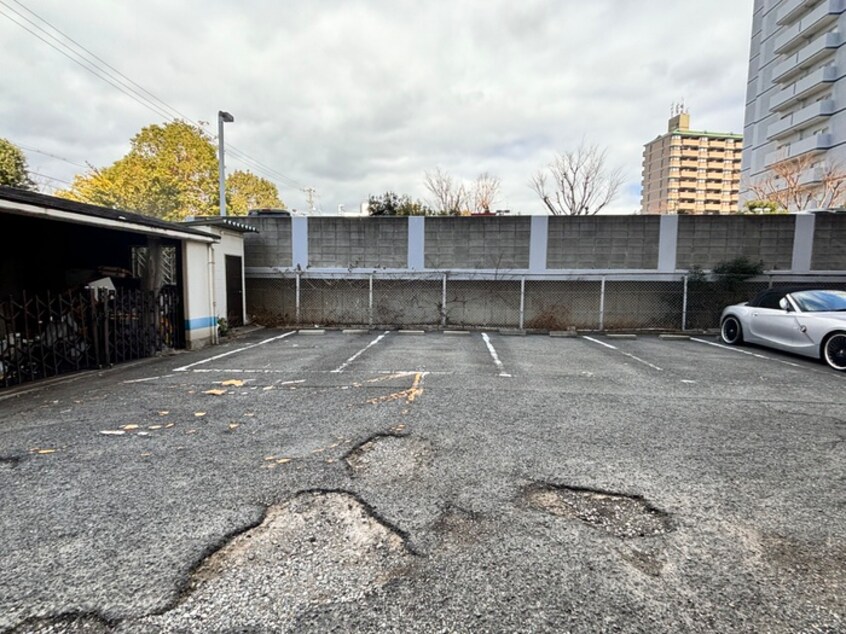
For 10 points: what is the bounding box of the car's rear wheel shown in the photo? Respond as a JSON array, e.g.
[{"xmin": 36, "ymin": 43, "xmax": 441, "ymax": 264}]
[
  {"xmin": 822, "ymin": 332, "xmax": 846, "ymax": 371},
  {"xmin": 721, "ymin": 316, "xmax": 743, "ymax": 345}
]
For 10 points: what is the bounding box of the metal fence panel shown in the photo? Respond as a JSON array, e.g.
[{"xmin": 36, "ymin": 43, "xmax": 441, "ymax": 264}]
[
  {"xmin": 373, "ymin": 278, "xmax": 442, "ymax": 326},
  {"xmin": 300, "ymin": 278, "xmax": 370, "ymax": 326},
  {"xmin": 244, "ymin": 272, "xmax": 846, "ymax": 332},
  {"xmin": 604, "ymin": 280, "xmax": 685, "ymax": 330},
  {"xmin": 524, "ymin": 280, "xmax": 602, "ymax": 330},
  {"xmin": 445, "ymin": 280, "xmax": 521, "ymax": 328}
]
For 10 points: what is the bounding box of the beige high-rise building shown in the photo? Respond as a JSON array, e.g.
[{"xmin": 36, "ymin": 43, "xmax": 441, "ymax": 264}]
[{"xmin": 641, "ymin": 111, "xmax": 743, "ymax": 214}]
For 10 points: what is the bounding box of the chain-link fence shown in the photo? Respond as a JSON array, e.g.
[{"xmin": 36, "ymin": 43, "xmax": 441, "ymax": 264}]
[{"xmin": 246, "ymin": 273, "xmax": 846, "ymax": 331}]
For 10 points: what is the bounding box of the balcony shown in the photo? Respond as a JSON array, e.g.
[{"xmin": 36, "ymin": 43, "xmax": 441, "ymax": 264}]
[
  {"xmin": 773, "ymin": 0, "xmax": 845, "ymax": 54},
  {"xmin": 772, "ymin": 32, "xmax": 841, "ymax": 84},
  {"xmin": 771, "ymin": 64, "xmax": 838, "ymax": 112},
  {"xmin": 764, "ymin": 133, "xmax": 833, "ymax": 166},
  {"xmin": 768, "ymin": 99, "xmax": 835, "ymax": 139},
  {"xmin": 778, "ymin": 0, "xmax": 824, "ymax": 25}
]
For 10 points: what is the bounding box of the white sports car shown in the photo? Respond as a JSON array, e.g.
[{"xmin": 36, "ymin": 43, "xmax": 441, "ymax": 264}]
[{"xmin": 720, "ymin": 288, "xmax": 846, "ymax": 371}]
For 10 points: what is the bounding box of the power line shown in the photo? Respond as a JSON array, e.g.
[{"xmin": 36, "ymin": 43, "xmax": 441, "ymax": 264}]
[
  {"xmin": 16, "ymin": 143, "xmax": 88, "ymax": 169},
  {"xmin": 0, "ymin": 4, "xmax": 175, "ymax": 122},
  {"xmin": 1, "ymin": 0, "xmax": 309, "ymax": 193}
]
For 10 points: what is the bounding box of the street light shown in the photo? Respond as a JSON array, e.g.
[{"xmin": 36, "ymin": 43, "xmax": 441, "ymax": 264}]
[{"xmin": 218, "ymin": 110, "xmax": 234, "ymax": 216}]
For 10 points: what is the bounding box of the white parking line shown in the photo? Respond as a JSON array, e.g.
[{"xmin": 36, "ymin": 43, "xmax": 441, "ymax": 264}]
[
  {"xmin": 690, "ymin": 337, "xmax": 805, "ymax": 368},
  {"xmin": 582, "ymin": 336, "xmax": 663, "ymax": 372},
  {"xmin": 174, "ymin": 331, "xmax": 297, "ymax": 372},
  {"xmin": 331, "ymin": 331, "xmax": 390, "ymax": 373},
  {"xmin": 481, "ymin": 332, "xmax": 512, "ymax": 378},
  {"xmin": 123, "ymin": 374, "xmax": 175, "ymax": 384}
]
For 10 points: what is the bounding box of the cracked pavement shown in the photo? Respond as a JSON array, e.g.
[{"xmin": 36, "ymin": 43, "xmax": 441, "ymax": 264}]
[{"xmin": 1, "ymin": 329, "xmax": 845, "ymax": 632}]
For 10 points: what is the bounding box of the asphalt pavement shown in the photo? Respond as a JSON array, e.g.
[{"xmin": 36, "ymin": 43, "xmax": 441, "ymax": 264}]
[{"xmin": 1, "ymin": 329, "xmax": 844, "ymax": 633}]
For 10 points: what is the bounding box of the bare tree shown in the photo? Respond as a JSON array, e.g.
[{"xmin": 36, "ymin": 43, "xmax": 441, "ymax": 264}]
[
  {"xmin": 424, "ymin": 167, "xmax": 467, "ymax": 215},
  {"xmin": 747, "ymin": 155, "xmax": 846, "ymax": 211},
  {"xmin": 529, "ymin": 142, "xmax": 624, "ymax": 215},
  {"xmin": 472, "ymin": 172, "xmax": 501, "ymax": 214}
]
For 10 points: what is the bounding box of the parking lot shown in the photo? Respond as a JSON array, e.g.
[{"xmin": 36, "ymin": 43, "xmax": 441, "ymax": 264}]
[{"xmin": 1, "ymin": 329, "xmax": 845, "ymax": 633}]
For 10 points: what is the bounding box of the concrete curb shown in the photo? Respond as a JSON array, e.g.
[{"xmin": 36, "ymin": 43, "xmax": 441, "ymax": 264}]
[
  {"xmin": 398, "ymin": 330, "xmax": 425, "ymax": 335},
  {"xmin": 499, "ymin": 329, "xmax": 527, "ymax": 336},
  {"xmin": 443, "ymin": 330, "xmax": 471, "ymax": 336},
  {"xmin": 298, "ymin": 329, "xmax": 326, "ymax": 335},
  {"xmin": 550, "ymin": 331, "xmax": 578, "ymax": 338},
  {"xmin": 659, "ymin": 334, "xmax": 691, "ymax": 340},
  {"xmin": 342, "ymin": 329, "xmax": 370, "ymax": 334},
  {"xmin": 607, "ymin": 334, "xmax": 637, "ymax": 340}
]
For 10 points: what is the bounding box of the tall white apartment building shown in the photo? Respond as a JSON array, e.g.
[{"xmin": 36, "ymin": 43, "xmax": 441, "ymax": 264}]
[{"xmin": 742, "ymin": 0, "xmax": 846, "ymax": 206}]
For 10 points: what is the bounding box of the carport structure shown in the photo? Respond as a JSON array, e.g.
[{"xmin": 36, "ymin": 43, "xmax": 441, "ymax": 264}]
[{"xmin": 0, "ymin": 187, "xmax": 219, "ymax": 387}]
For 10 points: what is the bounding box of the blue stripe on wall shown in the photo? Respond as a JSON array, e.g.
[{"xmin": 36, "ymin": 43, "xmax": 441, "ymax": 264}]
[{"xmin": 185, "ymin": 316, "xmax": 217, "ymax": 330}]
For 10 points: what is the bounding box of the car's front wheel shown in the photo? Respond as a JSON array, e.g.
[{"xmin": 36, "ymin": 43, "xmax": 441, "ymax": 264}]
[
  {"xmin": 720, "ymin": 316, "xmax": 744, "ymax": 345},
  {"xmin": 822, "ymin": 332, "xmax": 846, "ymax": 371}
]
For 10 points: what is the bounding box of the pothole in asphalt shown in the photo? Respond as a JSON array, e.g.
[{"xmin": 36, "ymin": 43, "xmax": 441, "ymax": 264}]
[
  {"xmin": 8, "ymin": 613, "xmax": 112, "ymax": 633},
  {"xmin": 431, "ymin": 506, "xmax": 484, "ymax": 546},
  {"xmin": 0, "ymin": 454, "xmax": 24, "ymax": 470},
  {"xmin": 523, "ymin": 483, "xmax": 673, "ymax": 539},
  {"xmin": 344, "ymin": 433, "xmax": 434, "ymax": 478},
  {"xmin": 135, "ymin": 490, "xmax": 417, "ymax": 631}
]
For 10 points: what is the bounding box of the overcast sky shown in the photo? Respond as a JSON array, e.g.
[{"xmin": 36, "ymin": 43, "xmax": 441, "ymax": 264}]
[{"xmin": 1, "ymin": 0, "xmax": 753, "ymax": 215}]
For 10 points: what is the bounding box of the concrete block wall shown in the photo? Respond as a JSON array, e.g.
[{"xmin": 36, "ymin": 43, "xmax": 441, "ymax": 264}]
[
  {"xmin": 812, "ymin": 215, "xmax": 846, "ymax": 270},
  {"xmin": 675, "ymin": 215, "xmax": 796, "ymax": 270},
  {"xmin": 243, "ymin": 217, "xmax": 291, "ymax": 267},
  {"xmin": 242, "ymin": 213, "xmax": 846, "ymax": 274},
  {"xmin": 424, "ymin": 217, "xmax": 530, "ymax": 269},
  {"xmin": 309, "ymin": 218, "xmax": 407, "ymax": 268},
  {"xmin": 547, "ymin": 217, "xmax": 660, "ymax": 269}
]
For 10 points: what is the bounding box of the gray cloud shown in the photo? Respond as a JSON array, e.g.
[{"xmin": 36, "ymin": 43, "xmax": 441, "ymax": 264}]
[{"xmin": 0, "ymin": 0, "xmax": 753, "ymax": 214}]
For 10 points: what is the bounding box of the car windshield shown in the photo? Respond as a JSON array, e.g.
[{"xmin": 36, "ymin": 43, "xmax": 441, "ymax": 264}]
[{"xmin": 790, "ymin": 290, "xmax": 846, "ymax": 312}]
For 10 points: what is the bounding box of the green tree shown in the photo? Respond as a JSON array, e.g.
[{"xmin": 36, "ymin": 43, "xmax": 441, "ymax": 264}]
[
  {"xmin": 741, "ymin": 199, "xmax": 787, "ymax": 215},
  {"xmin": 60, "ymin": 121, "xmax": 219, "ymax": 221},
  {"xmin": 0, "ymin": 138, "xmax": 35, "ymax": 190},
  {"xmin": 226, "ymin": 170, "xmax": 285, "ymax": 215},
  {"xmin": 368, "ymin": 191, "xmax": 432, "ymax": 216}
]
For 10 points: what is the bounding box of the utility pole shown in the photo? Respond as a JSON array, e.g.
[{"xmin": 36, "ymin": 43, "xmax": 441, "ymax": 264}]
[{"xmin": 303, "ymin": 187, "xmax": 317, "ymax": 213}]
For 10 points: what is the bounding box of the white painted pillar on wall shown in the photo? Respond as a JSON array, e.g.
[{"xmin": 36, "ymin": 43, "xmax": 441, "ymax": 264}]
[
  {"xmin": 657, "ymin": 215, "xmax": 679, "ymax": 273},
  {"xmin": 791, "ymin": 213, "xmax": 815, "ymax": 273},
  {"xmin": 529, "ymin": 215, "xmax": 548, "ymax": 273},
  {"xmin": 408, "ymin": 216, "xmax": 425, "ymax": 270},
  {"xmin": 292, "ymin": 216, "xmax": 309, "ymax": 269}
]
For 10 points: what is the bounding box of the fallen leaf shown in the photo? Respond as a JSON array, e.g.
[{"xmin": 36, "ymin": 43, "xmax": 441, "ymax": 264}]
[
  {"xmin": 228, "ymin": 423, "xmax": 240, "ymax": 430},
  {"xmin": 122, "ymin": 424, "xmax": 140, "ymax": 430},
  {"xmin": 204, "ymin": 389, "xmax": 227, "ymax": 396},
  {"xmin": 264, "ymin": 456, "xmax": 276, "ymax": 461},
  {"xmin": 276, "ymin": 458, "xmax": 292, "ymax": 464},
  {"xmin": 186, "ymin": 429, "xmax": 197, "ymax": 434},
  {"xmin": 140, "ymin": 452, "xmax": 152, "ymax": 457},
  {"xmin": 100, "ymin": 430, "xmax": 126, "ymax": 436},
  {"xmin": 221, "ymin": 379, "xmax": 245, "ymax": 387},
  {"xmin": 164, "ymin": 423, "xmax": 175, "ymax": 428},
  {"xmin": 136, "ymin": 431, "xmax": 150, "ymax": 437},
  {"xmin": 244, "ymin": 412, "xmax": 255, "ymax": 417},
  {"xmin": 35, "ymin": 449, "xmax": 56, "ymax": 455},
  {"xmin": 262, "ymin": 386, "xmax": 274, "ymax": 391},
  {"xmin": 194, "ymin": 412, "xmax": 206, "ymax": 417},
  {"xmin": 158, "ymin": 411, "xmax": 169, "ymax": 416},
  {"xmin": 148, "ymin": 425, "xmax": 162, "ymax": 430}
]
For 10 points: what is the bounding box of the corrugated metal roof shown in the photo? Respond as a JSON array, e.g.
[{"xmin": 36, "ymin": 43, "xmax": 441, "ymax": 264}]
[{"xmin": 182, "ymin": 216, "xmax": 260, "ymax": 233}]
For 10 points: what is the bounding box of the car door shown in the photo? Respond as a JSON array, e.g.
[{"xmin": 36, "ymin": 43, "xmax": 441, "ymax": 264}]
[{"xmin": 748, "ymin": 293, "xmax": 805, "ymax": 350}]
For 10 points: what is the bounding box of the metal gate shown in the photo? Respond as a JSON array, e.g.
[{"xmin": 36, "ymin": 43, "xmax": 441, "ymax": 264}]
[{"xmin": 0, "ymin": 287, "xmax": 183, "ymax": 388}]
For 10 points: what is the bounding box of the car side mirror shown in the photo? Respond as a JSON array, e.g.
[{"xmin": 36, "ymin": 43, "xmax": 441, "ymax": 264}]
[{"xmin": 778, "ymin": 298, "xmax": 792, "ymax": 312}]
